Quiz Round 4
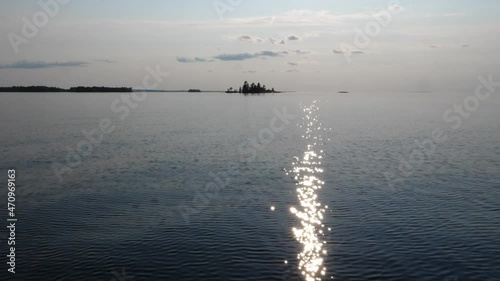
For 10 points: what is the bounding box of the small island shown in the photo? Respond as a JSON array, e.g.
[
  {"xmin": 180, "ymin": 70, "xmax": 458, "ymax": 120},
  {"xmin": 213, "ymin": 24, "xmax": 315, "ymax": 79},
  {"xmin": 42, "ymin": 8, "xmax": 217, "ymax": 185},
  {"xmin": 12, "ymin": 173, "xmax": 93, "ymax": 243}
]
[
  {"xmin": 0, "ymin": 86, "xmax": 132, "ymax": 92},
  {"xmin": 226, "ymin": 81, "xmax": 279, "ymax": 94},
  {"xmin": 188, "ymin": 89, "xmax": 201, "ymax": 92}
]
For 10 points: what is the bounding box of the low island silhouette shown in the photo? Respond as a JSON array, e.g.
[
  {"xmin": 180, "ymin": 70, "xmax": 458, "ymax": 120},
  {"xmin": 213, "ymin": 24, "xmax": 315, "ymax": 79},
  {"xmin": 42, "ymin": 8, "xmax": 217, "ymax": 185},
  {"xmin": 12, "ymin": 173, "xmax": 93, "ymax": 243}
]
[
  {"xmin": 226, "ymin": 81, "xmax": 278, "ymax": 94},
  {"xmin": 0, "ymin": 86, "xmax": 132, "ymax": 92}
]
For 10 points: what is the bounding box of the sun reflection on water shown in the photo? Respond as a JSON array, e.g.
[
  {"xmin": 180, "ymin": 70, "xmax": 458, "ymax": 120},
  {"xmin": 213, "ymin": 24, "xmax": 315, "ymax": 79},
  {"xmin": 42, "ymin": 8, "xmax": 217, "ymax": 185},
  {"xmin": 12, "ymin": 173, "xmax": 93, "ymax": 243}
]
[{"xmin": 289, "ymin": 101, "xmax": 329, "ymax": 281}]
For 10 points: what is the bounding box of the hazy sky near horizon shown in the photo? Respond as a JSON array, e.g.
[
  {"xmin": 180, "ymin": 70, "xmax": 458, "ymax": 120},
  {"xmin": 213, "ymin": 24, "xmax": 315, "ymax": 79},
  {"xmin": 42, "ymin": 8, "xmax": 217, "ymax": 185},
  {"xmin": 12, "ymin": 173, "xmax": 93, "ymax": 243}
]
[{"xmin": 0, "ymin": 0, "xmax": 499, "ymax": 92}]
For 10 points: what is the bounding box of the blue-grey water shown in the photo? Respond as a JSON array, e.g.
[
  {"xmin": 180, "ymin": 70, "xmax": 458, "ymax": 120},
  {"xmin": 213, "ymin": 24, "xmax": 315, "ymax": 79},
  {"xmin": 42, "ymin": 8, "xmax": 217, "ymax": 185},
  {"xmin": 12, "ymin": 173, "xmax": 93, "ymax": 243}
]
[{"xmin": 0, "ymin": 91, "xmax": 499, "ymax": 281}]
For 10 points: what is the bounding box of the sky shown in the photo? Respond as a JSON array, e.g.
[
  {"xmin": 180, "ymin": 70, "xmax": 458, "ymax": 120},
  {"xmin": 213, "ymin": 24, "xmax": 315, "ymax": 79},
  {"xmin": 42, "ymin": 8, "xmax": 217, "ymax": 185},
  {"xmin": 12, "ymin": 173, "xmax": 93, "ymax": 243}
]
[{"xmin": 0, "ymin": 0, "xmax": 499, "ymax": 92}]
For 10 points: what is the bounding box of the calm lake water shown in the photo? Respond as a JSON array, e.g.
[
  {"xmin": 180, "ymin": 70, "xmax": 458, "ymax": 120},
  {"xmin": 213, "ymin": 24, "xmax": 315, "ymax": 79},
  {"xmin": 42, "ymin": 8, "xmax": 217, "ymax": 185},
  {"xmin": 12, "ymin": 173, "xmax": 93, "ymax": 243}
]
[{"xmin": 0, "ymin": 91, "xmax": 499, "ymax": 281}]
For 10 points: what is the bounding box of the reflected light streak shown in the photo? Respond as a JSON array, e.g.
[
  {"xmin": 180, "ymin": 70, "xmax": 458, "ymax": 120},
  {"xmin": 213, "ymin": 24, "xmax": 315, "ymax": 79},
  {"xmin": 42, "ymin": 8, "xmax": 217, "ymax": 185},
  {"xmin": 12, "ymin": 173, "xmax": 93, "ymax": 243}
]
[{"xmin": 289, "ymin": 101, "xmax": 329, "ymax": 281}]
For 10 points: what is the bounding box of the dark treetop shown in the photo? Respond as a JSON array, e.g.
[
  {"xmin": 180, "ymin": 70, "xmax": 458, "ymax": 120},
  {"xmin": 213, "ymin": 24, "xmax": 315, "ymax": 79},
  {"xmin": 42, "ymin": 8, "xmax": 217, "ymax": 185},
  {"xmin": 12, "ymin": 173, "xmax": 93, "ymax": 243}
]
[{"xmin": 226, "ymin": 81, "xmax": 279, "ymax": 94}]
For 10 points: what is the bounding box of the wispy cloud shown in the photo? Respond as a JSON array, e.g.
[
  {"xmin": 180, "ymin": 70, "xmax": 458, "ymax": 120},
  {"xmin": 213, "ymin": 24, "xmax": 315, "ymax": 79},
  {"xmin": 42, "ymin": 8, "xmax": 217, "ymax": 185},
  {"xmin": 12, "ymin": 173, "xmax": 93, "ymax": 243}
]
[
  {"xmin": 97, "ymin": 59, "xmax": 117, "ymax": 63},
  {"xmin": 0, "ymin": 61, "xmax": 88, "ymax": 69},
  {"xmin": 287, "ymin": 35, "xmax": 300, "ymax": 41},
  {"xmin": 288, "ymin": 49, "xmax": 311, "ymax": 55},
  {"xmin": 423, "ymin": 12, "xmax": 466, "ymax": 18},
  {"xmin": 286, "ymin": 69, "xmax": 299, "ymax": 72},
  {"xmin": 237, "ymin": 34, "xmax": 263, "ymax": 43},
  {"xmin": 242, "ymin": 70, "xmax": 256, "ymax": 73},
  {"xmin": 176, "ymin": 57, "xmax": 207, "ymax": 63},
  {"xmin": 239, "ymin": 35, "xmax": 253, "ymax": 41},
  {"xmin": 287, "ymin": 61, "xmax": 298, "ymax": 66},
  {"xmin": 214, "ymin": 50, "xmax": 287, "ymax": 61},
  {"xmin": 257, "ymin": 50, "xmax": 287, "ymax": 57},
  {"xmin": 333, "ymin": 49, "xmax": 364, "ymax": 55},
  {"xmin": 269, "ymin": 38, "xmax": 286, "ymax": 45},
  {"xmin": 224, "ymin": 10, "xmax": 340, "ymax": 26},
  {"xmin": 223, "ymin": 9, "xmax": 398, "ymax": 27},
  {"xmin": 213, "ymin": 53, "xmax": 255, "ymax": 61}
]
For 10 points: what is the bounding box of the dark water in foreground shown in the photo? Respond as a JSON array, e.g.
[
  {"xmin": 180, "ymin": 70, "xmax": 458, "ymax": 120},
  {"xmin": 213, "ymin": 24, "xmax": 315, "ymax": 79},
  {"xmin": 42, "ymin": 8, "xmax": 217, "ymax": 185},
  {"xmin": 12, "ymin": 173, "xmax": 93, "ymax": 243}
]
[{"xmin": 0, "ymin": 91, "xmax": 499, "ymax": 280}]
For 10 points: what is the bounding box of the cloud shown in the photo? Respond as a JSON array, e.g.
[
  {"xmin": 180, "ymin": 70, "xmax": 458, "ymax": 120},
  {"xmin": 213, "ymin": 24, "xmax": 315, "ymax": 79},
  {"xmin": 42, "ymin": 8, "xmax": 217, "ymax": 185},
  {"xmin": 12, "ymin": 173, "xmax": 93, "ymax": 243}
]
[
  {"xmin": 287, "ymin": 35, "xmax": 300, "ymax": 40},
  {"xmin": 256, "ymin": 50, "xmax": 287, "ymax": 57},
  {"xmin": 287, "ymin": 61, "xmax": 298, "ymax": 66},
  {"xmin": 239, "ymin": 35, "xmax": 253, "ymax": 41},
  {"xmin": 288, "ymin": 49, "xmax": 311, "ymax": 55},
  {"xmin": 242, "ymin": 70, "xmax": 256, "ymax": 73},
  {"xmin": 214, "ymin": 53, "xmax": 255, "ymax": 61},
  {"xmin": 424, "ymin": 13, "xmax": 466, "ymax": 18},
  {"xmin": 333, "ymin": 49, "xmax": 364, "ymax": 55},
  {"xmin": 223, "ymin": 9, "xmax": 397, "ymax": 27},
  {"xmin": 224, "ymin": 10, "xmax": 340, "ymax": 26},
  {"xmin": 286, "ymin": 69, "xmax": 299, "ymax": 72},
  {"xmin": 429, "ymin": 45, "xmax": 439, "ymax": 48},
  {"xmin": 237, "ymin": 34, "xmax": 263, "ymax": 43},
  {"xmin": 214, "ymin": 50, "xmax": 287, "ymax": 61},
  {"xmin": 462, "ymin": 44, "xmax": 469, "ymax": 48},
  {"xmin": 176, "ymin": 57, "xmax": 207, "ymax": 63},
  {"xmin": 98, "ymin": 59, "xmax": 117, "ymax": 63},
  {"xmin": 269, "ymin": 38, "xmax": 286, "ymax": 44},
  {"xmin": 0, "ymin": 61, "xmax": 88, "ymax": 69}
]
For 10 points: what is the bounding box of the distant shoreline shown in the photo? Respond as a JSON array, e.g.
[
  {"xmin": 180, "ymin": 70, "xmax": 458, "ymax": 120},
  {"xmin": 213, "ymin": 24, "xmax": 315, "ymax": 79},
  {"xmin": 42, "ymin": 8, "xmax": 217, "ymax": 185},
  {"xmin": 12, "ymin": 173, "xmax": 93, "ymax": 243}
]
[
  {"xmin": 0, "ymin": 86, "xmax": 232, "ymax": 93},
  {"xmin": 0, "ymin": 86, "xmax": 132, "ymax": 93},
  {"xmin": 0, "ymin": 86, "xmax": 293, "ymax": 93}
]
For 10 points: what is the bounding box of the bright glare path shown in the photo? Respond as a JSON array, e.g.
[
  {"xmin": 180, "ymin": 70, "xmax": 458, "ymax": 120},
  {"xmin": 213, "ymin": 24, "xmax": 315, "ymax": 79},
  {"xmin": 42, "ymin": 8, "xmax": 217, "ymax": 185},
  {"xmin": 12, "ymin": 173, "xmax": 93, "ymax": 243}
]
[{"xmin": 289, "ymin": 101, "xmax": 329, "ymax": 281}]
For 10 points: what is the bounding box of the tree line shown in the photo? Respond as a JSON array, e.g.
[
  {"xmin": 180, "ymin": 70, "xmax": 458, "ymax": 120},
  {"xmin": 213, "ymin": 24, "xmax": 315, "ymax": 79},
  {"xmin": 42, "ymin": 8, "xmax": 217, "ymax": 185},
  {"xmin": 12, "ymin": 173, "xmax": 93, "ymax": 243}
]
[{"xmin": 226, "ymin": 81, "xmax": 277, "ymax": 94}]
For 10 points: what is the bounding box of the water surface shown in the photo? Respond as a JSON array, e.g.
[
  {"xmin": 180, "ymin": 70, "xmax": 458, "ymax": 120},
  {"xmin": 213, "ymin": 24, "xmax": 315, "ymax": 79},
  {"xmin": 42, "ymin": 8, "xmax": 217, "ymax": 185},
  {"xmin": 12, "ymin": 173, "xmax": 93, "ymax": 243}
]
[{"xmin": 0, "ymin": 91, "xmax": 499, "ymax": 280}]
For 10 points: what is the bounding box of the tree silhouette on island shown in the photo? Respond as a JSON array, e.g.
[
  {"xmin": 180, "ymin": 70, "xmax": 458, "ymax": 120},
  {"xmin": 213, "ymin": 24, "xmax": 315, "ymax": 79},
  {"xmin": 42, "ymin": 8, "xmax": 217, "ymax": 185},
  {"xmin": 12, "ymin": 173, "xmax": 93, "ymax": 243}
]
[{"xmin": 226, "ymin": 81, "xmax": 278, "ymax": 94}]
